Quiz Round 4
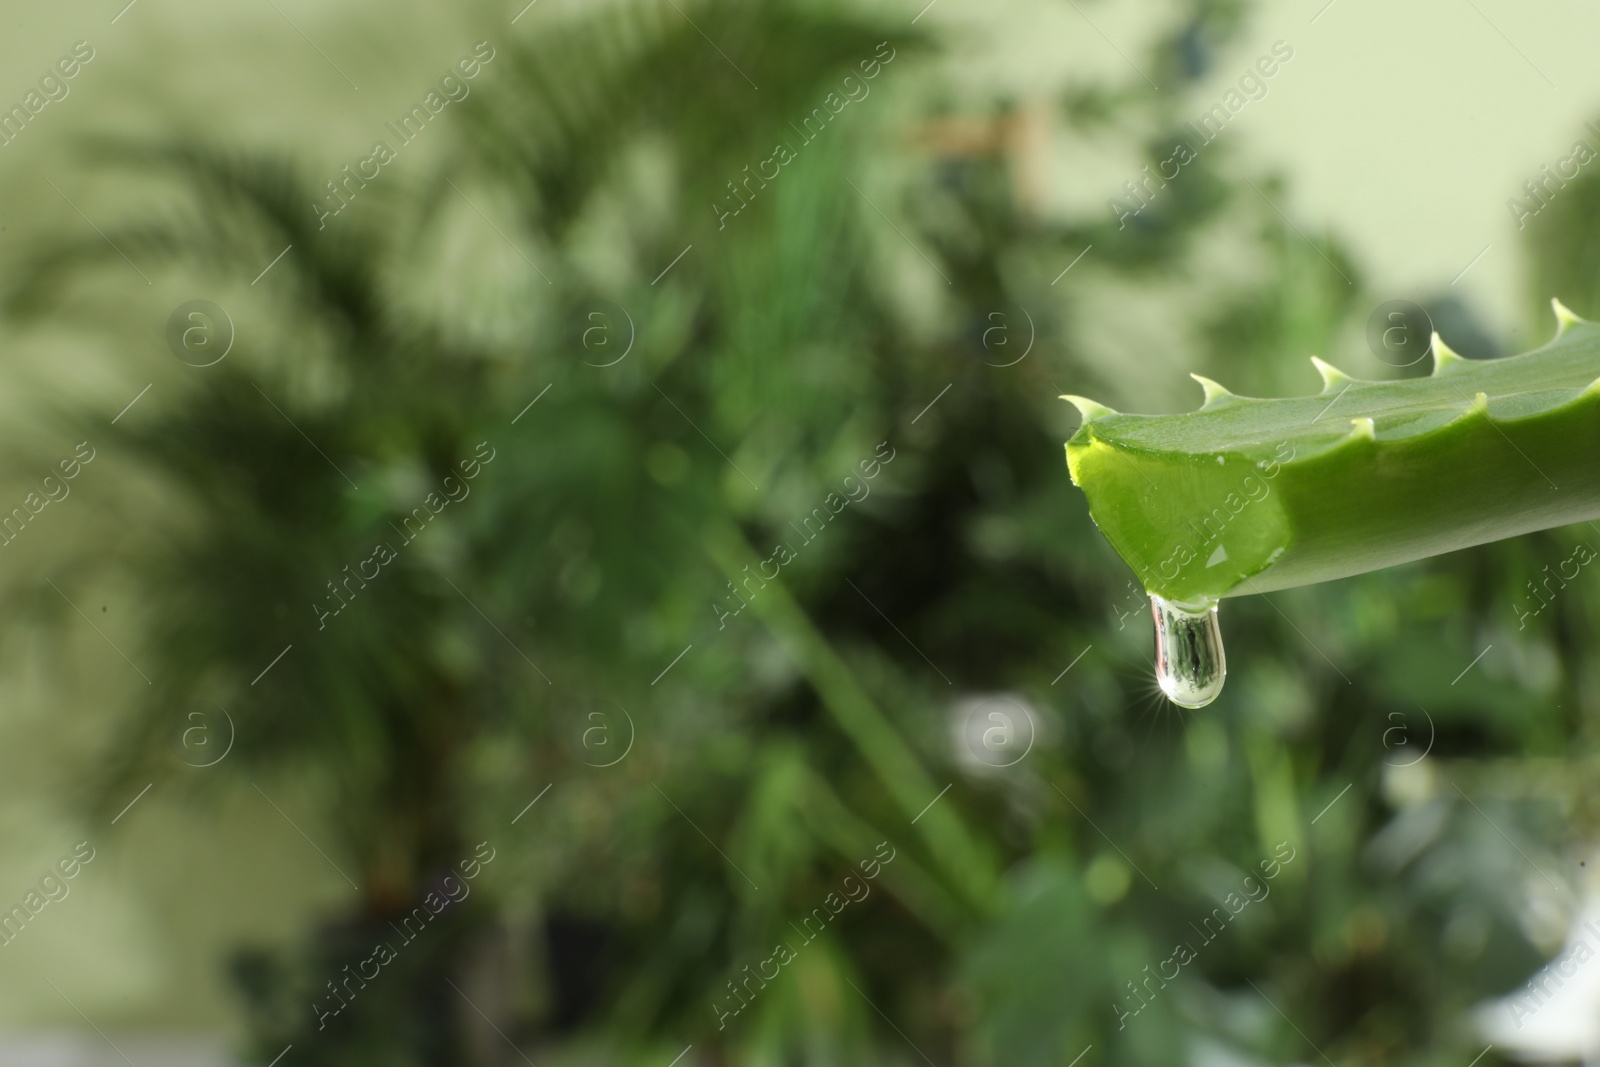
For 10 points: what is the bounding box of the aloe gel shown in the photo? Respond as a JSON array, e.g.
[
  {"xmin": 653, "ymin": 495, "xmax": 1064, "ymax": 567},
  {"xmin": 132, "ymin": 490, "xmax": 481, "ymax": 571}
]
[{"xmin": 1150, "ymin": 595, "xmax": 1226, "ymax": 708}]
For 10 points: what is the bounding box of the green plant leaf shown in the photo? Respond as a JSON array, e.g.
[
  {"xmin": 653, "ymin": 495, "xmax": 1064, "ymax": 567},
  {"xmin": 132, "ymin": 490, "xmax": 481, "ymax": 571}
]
[{"xmin": 1065, "ymin": 300, "xmax": 1600, "ymax": 604}]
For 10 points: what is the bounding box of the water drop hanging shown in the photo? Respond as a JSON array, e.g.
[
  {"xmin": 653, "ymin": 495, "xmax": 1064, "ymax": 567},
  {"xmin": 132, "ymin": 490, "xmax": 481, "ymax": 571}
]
[{"xmin": 1150, "ymin": 594, "xmax": 1226, "ymax": 708}]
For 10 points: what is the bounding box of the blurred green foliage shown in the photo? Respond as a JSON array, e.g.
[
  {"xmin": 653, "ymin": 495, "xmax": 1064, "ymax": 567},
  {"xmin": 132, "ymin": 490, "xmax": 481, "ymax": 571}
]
[{"xmin": 6, "ymin": 1, "xmax": 1600, "ymax": 1065}]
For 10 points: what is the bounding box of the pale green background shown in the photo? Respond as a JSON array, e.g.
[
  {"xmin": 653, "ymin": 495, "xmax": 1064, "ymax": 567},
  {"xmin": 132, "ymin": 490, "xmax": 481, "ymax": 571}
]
[{"xmin": 0, "ymin": 0, "xmax": 1595, "ymax": 1049}]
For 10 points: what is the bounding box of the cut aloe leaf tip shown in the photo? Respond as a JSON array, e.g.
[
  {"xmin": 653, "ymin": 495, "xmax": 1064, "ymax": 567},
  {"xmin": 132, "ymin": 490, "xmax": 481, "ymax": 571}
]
[{"xmin": 1064, "ymin": 299, "xmax": 1600, "ymax": 706}]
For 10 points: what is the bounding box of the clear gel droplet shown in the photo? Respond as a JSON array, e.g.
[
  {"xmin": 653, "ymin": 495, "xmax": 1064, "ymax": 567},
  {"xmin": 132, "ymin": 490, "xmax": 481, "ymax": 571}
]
[{"xmin": 1150, "ymin": 594, "xmax": 1226, "ymax": 708}]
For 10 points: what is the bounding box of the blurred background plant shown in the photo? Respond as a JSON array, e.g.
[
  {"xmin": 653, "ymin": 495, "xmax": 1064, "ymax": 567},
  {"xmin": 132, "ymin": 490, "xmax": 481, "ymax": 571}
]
[{"xmin": 3, "ymin": 0, "xmax": 1600, "ymax": 1064}]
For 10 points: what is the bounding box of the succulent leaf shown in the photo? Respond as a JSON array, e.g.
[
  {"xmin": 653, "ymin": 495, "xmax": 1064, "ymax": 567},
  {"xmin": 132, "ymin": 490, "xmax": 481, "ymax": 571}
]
[{"xmin": 1064, "ymin": 300, "xmax": 1600, "ymax": 603}]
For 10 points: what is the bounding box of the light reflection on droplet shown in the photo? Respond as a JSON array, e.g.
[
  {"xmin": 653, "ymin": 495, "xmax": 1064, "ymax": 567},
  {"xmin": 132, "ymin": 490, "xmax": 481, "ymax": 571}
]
[{"xmin": 1150, "ymin": 594, "xmax": 1226, "ymax": 708}]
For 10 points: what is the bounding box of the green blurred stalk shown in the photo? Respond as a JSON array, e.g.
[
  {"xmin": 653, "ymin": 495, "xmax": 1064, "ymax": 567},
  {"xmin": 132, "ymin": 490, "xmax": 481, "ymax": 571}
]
[
  {"xmin": 704, "ymin": 522, "xmax": 998, "ymax": 911},
  {"xmin": 801, "ymin": 766, "xmax": 970, "ymax": 938}
]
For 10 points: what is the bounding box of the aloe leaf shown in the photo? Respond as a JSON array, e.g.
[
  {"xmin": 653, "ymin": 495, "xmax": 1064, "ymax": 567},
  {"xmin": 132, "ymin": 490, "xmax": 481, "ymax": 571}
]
[{"xmin": 1065, "ymin": 300, "xmax": 1600, "ymax": 606}]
